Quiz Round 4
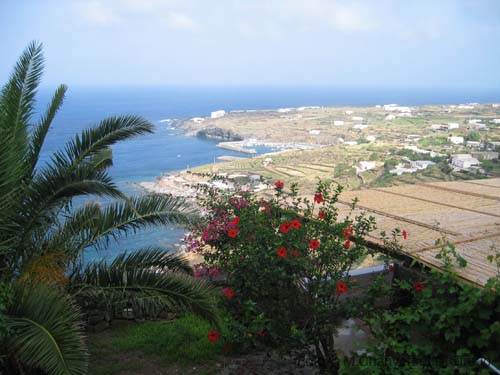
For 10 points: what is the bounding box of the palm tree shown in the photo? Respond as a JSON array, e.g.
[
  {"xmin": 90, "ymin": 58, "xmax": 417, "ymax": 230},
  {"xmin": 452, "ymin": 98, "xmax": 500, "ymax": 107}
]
[{"xmin": 0, "ymin": 42, "xmax": 217, "ymax": 374}]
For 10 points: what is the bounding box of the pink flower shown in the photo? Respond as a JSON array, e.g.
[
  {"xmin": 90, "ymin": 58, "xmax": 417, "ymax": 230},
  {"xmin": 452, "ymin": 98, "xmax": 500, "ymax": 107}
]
[{"xmin": 208, "ymin": 268, "xmax": 220, "ymax": 277}]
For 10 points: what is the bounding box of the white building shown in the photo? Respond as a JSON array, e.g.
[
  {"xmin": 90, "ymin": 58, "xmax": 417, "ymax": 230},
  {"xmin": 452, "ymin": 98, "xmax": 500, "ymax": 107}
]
[
  {"xmin": 384, "ymin": 104, "xmax": 412, "ymax": 113},
  {"xmin": 359, "ymin": 161, "xmax": 376, "ymax": 170},
  {"xmin": 390, "ymin": 167, "xmax": 418, "ymax": 175},
  {"xmin": 468, "ymin": 119, "xmax": 482, "ymax": 124},
  {"xmin": 451, "ymin": 154, "xmax": 481, "ymax": 169},
  {"xmin": 491, "ymin": 119, "xmax": 500, "ymax": 124},
  {"xmin": 345, "ymin": 110, "xmax": 354, "ymax": 115},
  {"xmin": 344, "ymin": 141, "xmax": 358, "ymax": 146},
  {"xmin": 211, "ymin": 110, "xmax": 226, "ymax": 119},
  {"xmin": 366, "ymin": 135, "xmax": 376, "ymax": 142},
  {"xmin": 385, "ymin": 114, "xmax": 396, "ymax": 120},
  {"xmin": 191, "ymin": 117, "xmax": 205, "ymax": 123},
  {"xmin": 431, "ymin": 124, "xmax": 446, "ymax": 131},
  {"xmin": 353, "ymin": 124, "xmax": 368, "ymax": 130},
  {"xmin": 411, "ymin": 160, "xmax": 435, "ymax": 169},
  {"xmin": 309, "ymin": 130, "xmax": 321, "ymax": 135},
  {"xmin": 466, "ymin": 141, "xmax": 481, "ymax": 148},
  {"xmin": 404, "ymin": 145, "xmax": 445, "ymax": 157},
  {"xmin": 334, "ymin": 120, "xmax": 345, "ymax": 126},
  {"xmin": 447, "ymin": 123, "xmax": 460, "ymax": 129},
  {"xmin": 297, "ymin": 106, "xmax": 320, "ymax": 111},
  {"xmin": 448, "ymin": 136, "xmax": 464, "ymax": 145},
  {"xmin": 470, "ymin": 123, "xmax": 487, "ymax": 130},
  {"xmin": 277, "ymin": 108, "xmax": 293, "ymax": 113},
  {"xmin": 357, "ymin": 161, "xmax": 377, "ymax": 174},
  {"xmin": 352, "ymin": 116, "xmax": 363, "ymax": 121}
]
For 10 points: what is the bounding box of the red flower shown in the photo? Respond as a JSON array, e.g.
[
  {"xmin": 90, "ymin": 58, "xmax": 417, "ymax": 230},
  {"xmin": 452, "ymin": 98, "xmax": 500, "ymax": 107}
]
[
  {"xmin": 309, "ymin": 239, "xmax": 320, "ymax": 250},
  {"xmin": 318, "ymin": 211, "xmax": 325, "ymax": 219},
  {"xmin": 280, "ymin": 221, "xmax": 291, "ymax": 234},
  {"xmin": 291, "ymin": 249, "xmax": 299, "ymax": 257},
  {"xmin": 413, "ymin": 280, "xmax": 425, "ymax": 292},
  {"xmin": 222, "ymin": 287, "xmax": 235, "ymax": 300},
  {"xmin": 291, "ymin": 219, "xmax": 302, "ymax": 229},
  {"xmin": 388, "ymin": 264, "xmax": 395, "ymax": 271},
  {"xmin": 342, "ymin": 225, "xmax": 353, "ymax": 239},
  {"xmin": 277, "ymin": 246, "xmax": 287, "ymax": 258},
  {"xmin": 257, "ymin": 328, "xmax": 265, "ymax": 337},
  {"xmin": 264, "ymin": 205, "xmax": 270, "ymax": 213},
  {"xmin": 208, "ymin": 330, "xmax": 219, "ymax": 342},
  {"xmin": 231, "ymin": 216, "xmax": 240, "ymax": 225},
  {"xmin": 274, "ymin": 181, "xmax": 284, "ymax": 189},
  {"xmin": 314, "ymin": 193, "xmax": 324, "ymax": 204},
  {"xmin": 336, "ymin": 281, "xmax": 348, "ymax": 294},
  {"xmin": 228, "ymin": 229, "xmax": 239, "ymax": 238},
  {"xmin": 402, "ymin": 230, "xmax": 408, "ymax": 240},
  {"xmin": 344, "ymin": 239, "xmax": 351, "ymax": 250}
]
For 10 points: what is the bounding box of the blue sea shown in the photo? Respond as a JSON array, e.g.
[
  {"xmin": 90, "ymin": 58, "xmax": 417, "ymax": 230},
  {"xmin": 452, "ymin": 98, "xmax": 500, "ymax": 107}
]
[{"xmin": 36, "ymin": 86, "xmax": 500, "ymax": 262}]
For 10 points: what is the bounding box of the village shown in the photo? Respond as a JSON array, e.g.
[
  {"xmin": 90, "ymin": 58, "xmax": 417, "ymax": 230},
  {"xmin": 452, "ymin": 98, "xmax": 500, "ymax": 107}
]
[{"xmin": 142, "ymin": 102, "xmax": 500, "ymax": 196}]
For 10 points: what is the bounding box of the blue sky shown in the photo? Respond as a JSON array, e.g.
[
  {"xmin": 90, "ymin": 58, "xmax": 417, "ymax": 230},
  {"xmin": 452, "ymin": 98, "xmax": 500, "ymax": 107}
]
[{"xmin": 1, "ymin": 0, "xmax": 500, "ymax": 88}]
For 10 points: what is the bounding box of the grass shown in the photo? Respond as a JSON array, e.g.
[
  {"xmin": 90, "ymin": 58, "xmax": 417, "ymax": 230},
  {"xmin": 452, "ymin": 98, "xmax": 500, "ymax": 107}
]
[{"xmin": 89, "ymin": 314, "xmax": 224, "ymax": 374}]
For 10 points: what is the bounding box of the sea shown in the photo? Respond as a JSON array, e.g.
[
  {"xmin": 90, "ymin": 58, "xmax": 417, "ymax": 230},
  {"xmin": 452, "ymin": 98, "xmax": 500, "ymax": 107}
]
[{"xmin": 35, "ymin": 85, "xmax": 500, "ymax": 262}]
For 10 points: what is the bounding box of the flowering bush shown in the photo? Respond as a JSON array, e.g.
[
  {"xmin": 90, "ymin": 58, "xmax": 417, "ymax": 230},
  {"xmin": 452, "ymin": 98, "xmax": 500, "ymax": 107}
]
[
  {"xmin": 190, "ymin": 179, "xmax": 376, "ymax": 372},
  {"xmin": 347, "ymin": 241, "xmax": 500, "ymax": 374}
]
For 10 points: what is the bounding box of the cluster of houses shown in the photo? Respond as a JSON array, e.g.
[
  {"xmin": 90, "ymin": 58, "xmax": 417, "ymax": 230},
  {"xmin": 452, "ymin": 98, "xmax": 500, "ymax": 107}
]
[
  {"xmin": 446, "ymin": 152, "xmax": 498, "ymax": 172},
  {"xmin": 431, "ymin": 123, "xmax": 460, "ymax": 131},
  {"xmin": 389, "ymin": 160, "xmax": 436, "ymax": 176}
]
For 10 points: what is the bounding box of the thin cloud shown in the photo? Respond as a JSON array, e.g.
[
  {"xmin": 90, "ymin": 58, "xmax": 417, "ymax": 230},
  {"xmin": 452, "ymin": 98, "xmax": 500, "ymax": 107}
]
[
  {"xmin": 166, "ymin": 12, "xmax": 199, "ymax": 32},
  {"xmin": 78, "ymin": 0, "xmax": 122, "ymax": 27}
]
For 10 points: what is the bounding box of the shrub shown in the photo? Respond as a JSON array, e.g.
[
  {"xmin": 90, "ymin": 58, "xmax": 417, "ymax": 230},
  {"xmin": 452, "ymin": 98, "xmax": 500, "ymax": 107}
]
[
  {"xmin": 190, "ymin": 179, "xmax": 376, "ymax": 373},
  {"xmin": 347, "ymin": 241, "xmax": 500, "ymax": 374}
]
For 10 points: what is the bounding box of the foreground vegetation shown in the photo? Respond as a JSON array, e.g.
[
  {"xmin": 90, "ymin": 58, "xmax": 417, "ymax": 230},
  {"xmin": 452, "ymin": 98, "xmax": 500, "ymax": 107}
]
[
  {"xmin": 0, "ymin": 43, "xmax": 217, "ymax": 374},
  {"xmin": 89, "ymin": 315, "xmax": 224, "ymax": 375},
  {"xmin": 1, "ymin": 42, "xmax": 499, "ymax": 375}
]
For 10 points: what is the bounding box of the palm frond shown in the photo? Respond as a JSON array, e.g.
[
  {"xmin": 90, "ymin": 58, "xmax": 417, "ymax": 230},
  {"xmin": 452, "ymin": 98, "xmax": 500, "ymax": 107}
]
[
  {"xmin": 6, "ymin": 284, "xmax": 88, "ymax": 375},
  {"xmin": 0, "ymin": 41, "xmax": 44, "ymax": 133},
  {"xmin": 83, "ymin": 194, "xmax": 196, "ymax": 251},
  {"xmin": 71, "ymin": 260, "xmax": 218, "ymax": 324},
  {"xmin": 51, "ymin": 115, "xmax": 153, "ymax": 172},
  {"xmin": 0, "ymin": 42, "xmax": 44, "ymax": 272},
  {"xmin": 111, "ymin": 247, "xmax": 193, "ymax": 275},
  {"xmin": 28, "ymin": 84, "xmax": 67, "ymax": 171}
]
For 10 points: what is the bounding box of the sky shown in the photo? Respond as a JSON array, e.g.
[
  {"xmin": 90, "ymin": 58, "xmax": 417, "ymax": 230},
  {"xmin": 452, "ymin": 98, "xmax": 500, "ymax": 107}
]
[{"xmin": 1, "ymin": 0, "xmax": 500, "ymax": 89}]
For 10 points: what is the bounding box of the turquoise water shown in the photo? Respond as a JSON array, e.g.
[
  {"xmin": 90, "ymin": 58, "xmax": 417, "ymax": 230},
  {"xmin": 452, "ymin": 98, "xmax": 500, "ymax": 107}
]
[{"xmin": 35, "ymin": 86, "xmax": 500, "ymax": 261}]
